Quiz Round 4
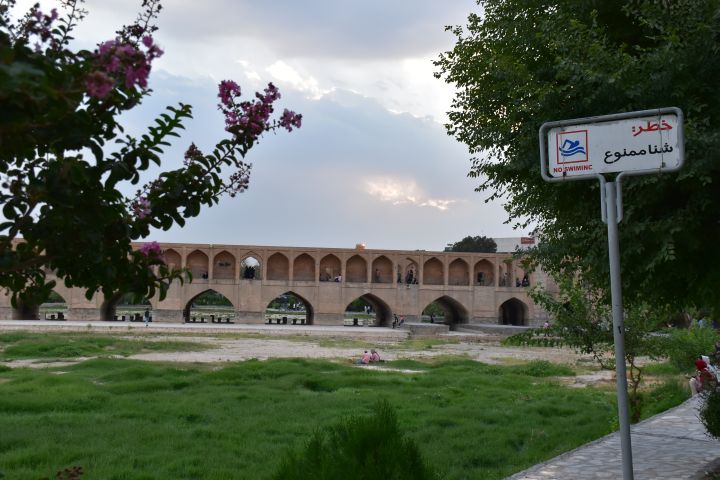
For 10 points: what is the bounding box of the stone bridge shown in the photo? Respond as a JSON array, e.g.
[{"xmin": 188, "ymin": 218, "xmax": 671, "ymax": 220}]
[{"xmin": 1, "ymin": 243, "xmax": 553, "ymax": 327}]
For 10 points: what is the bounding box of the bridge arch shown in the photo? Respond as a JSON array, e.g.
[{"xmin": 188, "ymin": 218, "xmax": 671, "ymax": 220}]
[
  {"xmin": 319, "ymin": 254, "xmax": 341, "ymax": 281},
  {"xmin": 422, "ymin": 295, "xmax": 469, "ymax": 328},
  {"xmin": 187, "ymin": 249, "xmax": 209, "ymax": 279},
  {"xmin": 39, "ymin": 290, "xmax": 68, "ymax": 320},
  {"xmin": 241, "ymin": 254, "xmax": 261, "ymax": 280},
  {"xmin": 213, "ymin": 250, "xmax": 236, "ymax": 280},
  {"xmin": 183, "ymin": 289, "xmax": 234, "ymax": 323},
  {"xmin": 499, "ymin": 297, "xmax": 528, "ymax": 326},
  {"xmin": 265, "ymin": 291, "xmax": 314, "ymax": 325},
  {"xmin": 423, "ymin": 257, "xmax": 444, "ymax": 285},
  {"xmin": 346, "ymin": 255, "xmax": 367, "ymax": 283},
  {"xmin": 101, "ymin": 292, "xmax": 153, "ymax": 322},
  {"xmin": 164, "ymin": 248, "xmax": 182, "ymax": 270},
  {"xmin": 267, "ymin": 253, "xmax": 289, "ymax": 281},
  {"xmin": 293, "ymin": 253, "xmax": 315, "ymax": 281},
  {"xmin": 448, "ymin": 258, "xmax": 469, "ymax": 286},
  {"xmin": 371, "ymin": 255, "xmax": 393, "ymax": 284},
  {"xmin": 474, "ymin": 259, "xmax": 494, "ymax": 286},
  {"xmin": 345, "ymin": 293, "xmax": 392, "ymax": 327}
]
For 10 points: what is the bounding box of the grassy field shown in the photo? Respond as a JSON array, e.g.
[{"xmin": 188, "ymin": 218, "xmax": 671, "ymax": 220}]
[{"xmin": 0, "ymin": 333, "xmax": 687, "ymax": 479}]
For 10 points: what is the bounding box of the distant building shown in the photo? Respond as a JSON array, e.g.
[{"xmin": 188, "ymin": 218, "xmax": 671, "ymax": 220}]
[{"xmin": 493, "ymin": 236, "xmax": 537, "ymax": 253}]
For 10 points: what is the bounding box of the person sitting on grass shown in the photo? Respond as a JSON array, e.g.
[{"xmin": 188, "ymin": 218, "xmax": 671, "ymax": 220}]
[
  {"xmin": 370, "ymin": 349, "xmax": 380, "ymax": 363},
  {"xmin": 356, "ymin": 351, "xmax": 371, "ymax": 365}
]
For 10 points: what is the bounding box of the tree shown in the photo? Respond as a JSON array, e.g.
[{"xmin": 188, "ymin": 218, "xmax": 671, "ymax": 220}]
[
  {"xmin": 435, "ymin": 1, "xmax": 720, "ymax": 315},
  {"xmin": 529, "ymin": 275, "xmax": 666, "ymax": 422},
  {"xmin": 448, "ymin": 235, "xmax": 497, "ymax": 253},
  {"xmin": 0, "ymin": 0, "xmax": 302, "ymax": 312}
]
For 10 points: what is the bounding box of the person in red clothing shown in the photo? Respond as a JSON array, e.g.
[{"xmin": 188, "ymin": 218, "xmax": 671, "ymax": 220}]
[{"xmin": 690, "ymin": 356, "xmax": 713, "ymax": 395}]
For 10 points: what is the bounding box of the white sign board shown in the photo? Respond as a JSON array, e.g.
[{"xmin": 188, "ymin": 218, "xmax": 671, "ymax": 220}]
[{"xmin": 545, "ymin": 111, "xmax": 682, "ymax": 179}]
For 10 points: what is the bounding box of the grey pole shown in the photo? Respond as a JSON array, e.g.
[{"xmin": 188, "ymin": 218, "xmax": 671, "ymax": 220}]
[{"xmin": 604, "ymin": 180, "xmax": 634, "ymax": 480}]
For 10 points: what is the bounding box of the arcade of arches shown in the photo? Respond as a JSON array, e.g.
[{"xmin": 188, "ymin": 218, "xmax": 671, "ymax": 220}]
[{"xmin": 0, "ymin": 243, "xmax": 556, "ymax": 328}]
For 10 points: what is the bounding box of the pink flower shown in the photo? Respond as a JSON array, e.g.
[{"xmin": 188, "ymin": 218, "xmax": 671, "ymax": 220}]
[
  {"xmin": 279, "ymin": 109, "xmax": 303, "ymax": 131},
  {"xmin": 86, "ymin": 71, "xmax": 114, "ymax": 99},
  {"xmin": 132, "ymin": 196, "xmax": 152, "ymax": 219},
  {"xmin": 218, "ymin": 80, "xmax": 241, "ymax": 106},
  {"xmin": 140, "ymin": 241, "xmax": 164, "ymax": 261}
]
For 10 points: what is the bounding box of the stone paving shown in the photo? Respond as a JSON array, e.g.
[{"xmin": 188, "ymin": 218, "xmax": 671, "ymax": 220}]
[{"xmin": 508, "ymin": 395, "xmax": 720, "ymax": 479}]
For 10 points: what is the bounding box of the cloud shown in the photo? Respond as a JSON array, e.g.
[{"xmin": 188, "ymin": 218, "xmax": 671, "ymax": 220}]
[
  {"xmin": 365, "ymin": 178, "xmax": 457, "ymax": 211},
  {"xmin": 266, "ymin": 60, "xmax": 331, "ymax": 99}
]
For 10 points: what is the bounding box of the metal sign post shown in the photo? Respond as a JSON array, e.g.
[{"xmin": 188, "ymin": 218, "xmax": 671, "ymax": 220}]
[{"xmin": 539, "ymin": 108, "xmax": 685, "ymax": 480}]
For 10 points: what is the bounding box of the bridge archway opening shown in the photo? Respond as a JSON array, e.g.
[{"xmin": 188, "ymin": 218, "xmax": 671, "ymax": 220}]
[
  {"xmin": 319, "ymin": 254, "xmax": 341, "ymax": 282},
  {"xmin": 423, "ymin": 257, "xmax": 444, "ymax": 285},
  {"xmin": 265, "ymin": 291, "xmax": 314, "ymax": 325},
  {"xmin": 102, "ymin": 292, "xmax": 152, "ymax": 322},
  {"xmin": 293, "ymin": 253, "xmax": 315, "ymax": 281},
  {"xmin": 213, "ymin": 251, "xmax": 236, "ymax": 280},
  {"xmin": 346, "ymin": 255, "xmax": 367, "ymax": 283},
  {"xmin": 499, "ymin": 298, "xmax": 528, "ymax": 326},
  {"xmin": 187, "ymin": 249, "xmax": 209, "ymax": 279},
  {"xmin": 371, "ymin": 255, "xmax": 392, "ymax": 284},
  {"xmin": 422, "ymin": 296, "xmax": 469, "ymax": 330},
  {"xmin": 241, "ymin": 255, "xmax": 261, "ymax": 280},
  {"xmin": 448, "ymin": 259, "xmax": 470, "ymax": 286},
  {"xmin": 39, "ymin": 290, "xmax": 68, "ymax": 320},
  {"xmin": 399, "ymin": 259, "xmax": 418, "ymax": 284},
  {"xmin": 344, "ymin": 294, "xmax": 392, "ymax": 327},
  {"xmin": 183, "ymin": 289, "xmax": 234, "ymax": 323},
  {"xmin": 267, "ymin": 253, "xmax": 289, "ymax": 281},
  {"xmin": 164, "ymin": 248, "xmax": 182, "ymax": 270},
  {"xmin": 474, "ymin": 259, "xmax": 494, "ymax": 286}
]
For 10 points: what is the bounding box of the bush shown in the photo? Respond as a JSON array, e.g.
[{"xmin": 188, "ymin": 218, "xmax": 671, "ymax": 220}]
[
  {"xmin": 270, "ymin": 400, "xmax": 437, "ymax": 480},
  {"xmin": 661, "ymin": 327, "xmax": 718, "ymax": 372},
  {"xmin": 701, "ymin": 388, "xmax": 720, "ymax": 439}
]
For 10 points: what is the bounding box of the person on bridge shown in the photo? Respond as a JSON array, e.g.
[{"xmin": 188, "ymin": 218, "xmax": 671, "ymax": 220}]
[{"xmin": 143, "ymin": 308, "xmax": 150, "ymax": 327}]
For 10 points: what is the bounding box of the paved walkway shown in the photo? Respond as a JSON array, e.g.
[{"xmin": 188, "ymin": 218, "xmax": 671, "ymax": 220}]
[{"xmin": 508, "ymin": 395, "xmax": 720, "ymax": 479}]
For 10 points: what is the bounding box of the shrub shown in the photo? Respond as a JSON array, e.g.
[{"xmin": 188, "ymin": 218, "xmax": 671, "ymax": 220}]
[
  {"xmin": 701, "ymin": 388, "xmax": 720, "ymax": 439},
  {"xmin": 270, "ymin": 400, "xmax": 437, "ymax": 480},
  {"xmin": 661, "ymin": 327, "xmax": 718, "ymax": 372}
]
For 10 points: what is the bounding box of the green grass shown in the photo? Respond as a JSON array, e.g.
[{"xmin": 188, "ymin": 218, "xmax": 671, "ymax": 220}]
[
  {"xmin": 0, "ymin": 332, "xmax": 210, "ymax": 360},
  {"xmin": 0, "ymin": 355, "xmax": 617, "ymax": 480}
]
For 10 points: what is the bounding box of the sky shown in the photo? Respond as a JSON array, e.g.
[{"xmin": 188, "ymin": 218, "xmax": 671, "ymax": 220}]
[{"xmin": 19, "ymin": 0, "xmax": 528, "ymax": 251}]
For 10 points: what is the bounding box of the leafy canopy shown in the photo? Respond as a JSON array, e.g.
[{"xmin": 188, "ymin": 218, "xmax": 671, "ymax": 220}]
[
  {"xmin": 435, "ymin": 0, "xmax": 720, "ymax": 314},
  {"xmin": 448, "ymin": 235, "xmax": 497, "ymax": 253}
]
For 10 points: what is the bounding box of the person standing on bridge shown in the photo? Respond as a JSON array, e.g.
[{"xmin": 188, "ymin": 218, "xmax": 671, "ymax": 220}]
[{"xmin": 143, "ymin": 308, "xmax": 150, "ymax": 327}]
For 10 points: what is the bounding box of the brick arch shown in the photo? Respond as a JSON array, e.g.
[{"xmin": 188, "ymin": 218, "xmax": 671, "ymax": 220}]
[
  {"xmin": 423, "ymin": 257, "xmax": 444, "ymax": 285},
  {"xmin": 101, "ymin": 292, "xmax": 153, "ymax": 322},
  {"xmin": 448, "ymin": 258, "xmax": 469, "ymax": 286},
  {"xmin": 345, "ymin": 293, "xmax": 392, "ymax": 327},
  {"xmin": 346, "ymin": 255, "xmax": 367, "ymax": 283},
  {"xmin": 187, "ymin": 249, "xmax": 209, "ymax": 279},
  {"xmin": 499, "ymin": 297, "xmax": 528, "ymax": 326},
  {"xmin": 422, "ymin": 295, "xmax": 469, "ymax": 328},
  {"xmin": 267, "ymin": 252, "xmax": 289, "ymax": 281},
  {"xmin": 183, "ymin": 289, "xmax": 235, "ymax": 323},
  {"xmin": 240, "ymin": 253, "xmax": 261, "ymax": 280},
  {"xmin": 474, "ymin": 259, "xmax": 494, "ymax": 286},
  {"xmin": 265, "ymin": 290, "xmax": 315, "ymax": 325},
  {"xmin": 319, "ymin": 254, "xmax": 341, "ymax": 281},
  {"xmin": 371, "ymin": 255, "xmax": 393, "ymax": 284},
  {"xmin": 164, "ymin": 248, "xmax": 182, "ymax": 270},
  {"xmin": 213, "ymin": 250, "xmax": 236, "ymax": 280},
  {"xmin": 293, "ymin": 253, "xmax": 316, "ymax": 281}
]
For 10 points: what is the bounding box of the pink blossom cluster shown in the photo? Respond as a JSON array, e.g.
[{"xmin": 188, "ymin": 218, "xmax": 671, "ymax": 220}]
[
  {"xmin": 183, "ymin": 143, "xmax": 204, "ymax": 166},
  {"xmin": 24, "ymin": 6, "xmax": 60, "ymax": 51},
  {"xmin": 132, "ymin": 196, "xmax": 151, "ymax": 219},
  {"xmin": 86, "ymin": 35, "xmax": 164, "ymax": 99},
  {"xmin": 279, "ymin": 108, "xmax": 303, "ymax": 132},
  {"xmin": 217, "ymin": 81, "xmax": 301, "ymax": 141},
  {"xmin": 139, "ymin": 241, "xmax": 163, "ymax": 260}
]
